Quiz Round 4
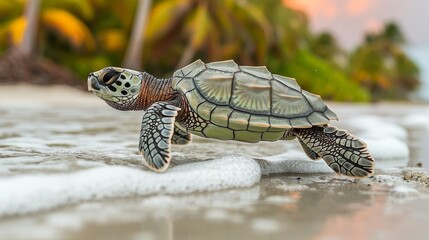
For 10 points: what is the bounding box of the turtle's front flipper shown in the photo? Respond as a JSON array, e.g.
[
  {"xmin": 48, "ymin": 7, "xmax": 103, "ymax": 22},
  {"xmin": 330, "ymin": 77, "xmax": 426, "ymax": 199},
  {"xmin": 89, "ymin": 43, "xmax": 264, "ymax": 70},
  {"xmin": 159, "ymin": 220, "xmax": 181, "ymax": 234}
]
[
  {"xmin": 172, "ymin": 126, "xmax": 191, "ymax": 144},
  {"xmin": 294, "ymin": 126, "xmax": 374, "ymax": 178},
  {"xmin": 139, "ymin": 102, "xmax": 180, "ymax": 172}
]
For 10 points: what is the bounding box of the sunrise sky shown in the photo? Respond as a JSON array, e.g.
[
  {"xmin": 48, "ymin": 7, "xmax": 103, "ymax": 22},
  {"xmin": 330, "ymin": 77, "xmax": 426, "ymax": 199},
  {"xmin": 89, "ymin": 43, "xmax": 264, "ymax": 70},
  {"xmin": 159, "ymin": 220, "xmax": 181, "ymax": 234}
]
[{"xmin": 284, "ymin": 0, "xmax": 429, "ymax": 50}]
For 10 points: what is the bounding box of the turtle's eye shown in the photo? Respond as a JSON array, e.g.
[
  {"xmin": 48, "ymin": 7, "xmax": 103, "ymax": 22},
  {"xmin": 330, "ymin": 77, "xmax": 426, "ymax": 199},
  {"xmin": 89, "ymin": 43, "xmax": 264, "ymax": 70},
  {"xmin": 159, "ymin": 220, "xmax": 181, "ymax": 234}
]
[{"xmin": 101, "ymin": 70, "xmax": 120, "ymax": 85}]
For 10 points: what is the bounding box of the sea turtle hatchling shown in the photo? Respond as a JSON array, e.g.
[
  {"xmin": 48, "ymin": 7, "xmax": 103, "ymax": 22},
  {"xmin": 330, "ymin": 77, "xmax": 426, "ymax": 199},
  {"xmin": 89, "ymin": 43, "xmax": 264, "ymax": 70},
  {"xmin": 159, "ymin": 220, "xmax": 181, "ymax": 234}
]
[{"xmin": 88, "ymin": 59, "xmax": 374, "ymax": 177}]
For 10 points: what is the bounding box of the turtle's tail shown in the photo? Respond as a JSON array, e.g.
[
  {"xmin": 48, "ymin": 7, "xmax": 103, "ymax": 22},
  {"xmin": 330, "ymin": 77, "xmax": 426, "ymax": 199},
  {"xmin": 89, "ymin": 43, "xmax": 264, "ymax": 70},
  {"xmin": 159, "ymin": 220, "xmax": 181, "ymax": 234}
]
[{"xmin": 293, "ymin": 126, "xmax": 374, "ymax": 178}]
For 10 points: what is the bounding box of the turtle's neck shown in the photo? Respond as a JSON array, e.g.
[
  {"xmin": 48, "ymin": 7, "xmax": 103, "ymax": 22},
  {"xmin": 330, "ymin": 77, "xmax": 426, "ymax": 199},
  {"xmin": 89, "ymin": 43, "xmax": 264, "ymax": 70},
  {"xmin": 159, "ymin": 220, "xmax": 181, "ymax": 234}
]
[{"xmin": 133, "ymin": 72, "xmax": 174, "ymax": 110}]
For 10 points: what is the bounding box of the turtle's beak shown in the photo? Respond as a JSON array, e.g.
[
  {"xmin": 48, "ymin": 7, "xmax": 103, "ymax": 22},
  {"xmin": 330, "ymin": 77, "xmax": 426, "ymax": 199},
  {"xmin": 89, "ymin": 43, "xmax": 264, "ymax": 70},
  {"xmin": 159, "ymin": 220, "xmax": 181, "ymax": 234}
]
[{"xmin": 87, "ymin": 73, "xmax": 101, "ymax": 92}]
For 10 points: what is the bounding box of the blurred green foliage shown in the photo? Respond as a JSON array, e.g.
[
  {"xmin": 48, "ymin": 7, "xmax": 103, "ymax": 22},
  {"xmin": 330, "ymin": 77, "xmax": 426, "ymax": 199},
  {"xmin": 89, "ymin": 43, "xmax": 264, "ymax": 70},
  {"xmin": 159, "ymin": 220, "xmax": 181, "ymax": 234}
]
[
  {"xmin": 0, "ymin": 0, "xmax": 421, "ymax": 101},
  {"xmin": 349, "ymin": 23, "xmax": 420, "ymax": 100},
  {"xmin": 271, "ymin": 50, "xmax": 370, "ymax": 101}
]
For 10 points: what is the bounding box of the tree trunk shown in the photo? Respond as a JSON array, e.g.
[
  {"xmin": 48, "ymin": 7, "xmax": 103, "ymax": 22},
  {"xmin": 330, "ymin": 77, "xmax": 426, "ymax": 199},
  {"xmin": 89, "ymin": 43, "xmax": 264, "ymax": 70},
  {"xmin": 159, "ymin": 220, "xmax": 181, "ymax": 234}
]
[
  {"xmin": 122, "ymin": 0, "xmax": 152, "ymax": 70},
  {"xmin": 0, "ymin": 0, "xmax": 83, "ymax": 87},
  {"xmin": 19, "ymin": 0, "xmax": 41, "ymax": 55},
  {"xmin": 176, "ymin": 41, "xmax": 196, "ymax": 69}
]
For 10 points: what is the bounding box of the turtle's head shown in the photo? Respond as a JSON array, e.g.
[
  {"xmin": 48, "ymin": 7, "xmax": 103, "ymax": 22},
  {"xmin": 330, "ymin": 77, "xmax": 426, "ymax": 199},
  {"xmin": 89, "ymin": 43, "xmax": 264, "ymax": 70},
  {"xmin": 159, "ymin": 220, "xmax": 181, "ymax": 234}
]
[{"xmin": 88, "ymin": 67, "xmax": 143, "ymax": 111}]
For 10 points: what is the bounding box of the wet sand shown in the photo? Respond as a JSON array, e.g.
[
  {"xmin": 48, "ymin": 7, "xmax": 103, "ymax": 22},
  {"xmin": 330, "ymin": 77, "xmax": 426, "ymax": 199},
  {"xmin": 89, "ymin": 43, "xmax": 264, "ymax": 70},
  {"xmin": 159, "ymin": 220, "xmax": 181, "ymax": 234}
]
[{"xmin": 1, "ymin": 85, "xmax": 429, "ymax": 240}]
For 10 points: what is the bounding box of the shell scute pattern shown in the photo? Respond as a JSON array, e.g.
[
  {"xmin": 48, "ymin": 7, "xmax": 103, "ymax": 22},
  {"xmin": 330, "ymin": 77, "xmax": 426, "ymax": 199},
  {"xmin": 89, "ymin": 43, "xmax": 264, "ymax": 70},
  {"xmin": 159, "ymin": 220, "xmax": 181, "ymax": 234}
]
[
  {"xmin": 262, "ymin": 131, "xmax": 285, "ymax": 141},
  {"xmin": 176, "ymin": 77, "xmax": 196, "ymax": 94},
  {"xmin": 248, "ymin": 115, "xmax": 270, "ymax": 132},
  {"xmin": 211, "ymin": 106, "xmax": 233, "ymax": 127},
  {"xmin": 180, "ymin": 59, "xmax": 206, "ymax": 77},
  {"xmin": 273, "ymin": 74, "xmax": 301, "ymax": 91},
  {"xmin": 290, "ymin": 118, "xmax": 312, "ymax": 128},
  {"xmin": 194, "ymin": 70, "xmax": 233, "ymax": 104},
  {"xmin": 196, "ymin": 101, "xmax": 215, "ymax": 119},
  {"xmin": 234, "ymin": 131, "xmax": 262, "ymax": 143},
  {"xmin": 205, "ymin": 60, "xmax": 240, "ymax": 72},
  {"xmin": 271, "ymin": 80, "xmax": 310, "ymax": 116},
  {"xmin": 172, "ymin": 60, "xmax": 338, "ymax": 134},
  {"xmin": 240, "ymin": 66, "xmax": 272, "ymax": 79},
  {"xmin": 185, "ymin": 89, "xmax": 205, "ymax": 110},
  {"xmin": 171, "ymin": 75, "xmax": 183, "ymax": 88},
  {"xmin": 308, "ymin": 111, "xmax": 330, "ymax": 125},
  {"xmin": 203, "ymin": 124, "xmax": 234, "ymax": 140},
  {"xmin": 228, "ymin": 111, "xmax": 250, "ymax": 130},
  {"xmin": 302, "ymin": 90, "xmax": 328, "ymax": 113},
  {"xmin": 231, "ymin": 71, "xmax": 271, "ymax": 114},
  {"xmin": 268, "ymin": 117, "xmax": 291, "ymax": 130}
]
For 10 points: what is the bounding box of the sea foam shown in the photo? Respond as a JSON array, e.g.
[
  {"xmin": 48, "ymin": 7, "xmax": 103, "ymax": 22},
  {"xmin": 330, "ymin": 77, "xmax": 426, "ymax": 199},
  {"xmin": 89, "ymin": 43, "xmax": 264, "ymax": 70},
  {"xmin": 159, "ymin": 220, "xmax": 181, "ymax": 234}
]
[{"xmin": 0, "ymin": 156, "xmax": 260, "ymax": 216}]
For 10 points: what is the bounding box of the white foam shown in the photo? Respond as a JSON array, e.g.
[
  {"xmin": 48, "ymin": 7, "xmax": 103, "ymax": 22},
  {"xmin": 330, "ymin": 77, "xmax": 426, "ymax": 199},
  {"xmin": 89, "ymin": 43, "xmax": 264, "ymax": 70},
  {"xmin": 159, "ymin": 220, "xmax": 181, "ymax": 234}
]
[
  {"xmin": 264, "ymin": 195, "xmax": 297, "ymax": 204},
  {"xmin": 204, "ymin": 209, "xmax": 232, "ymax": 221},
  {"xmin": 347, "ymin": 116, "xmax": 410, "ymax": 167},
  {"xmin": 365, "ymin": 138, "xmax": 409, "ymax": 167},
  {"xmin": 389, "ymin": 185, "xmax": 419, "ymax": 198},
  {"xmin": 0, "ymin": 156, "xmax": 260, "ymax": 216},
  {"xmin": 256, "ymin": 151, "xmax": 333, "ymax": 175},
  {"xmin": 402, "ymin": 114, "xmax": 429, "ymax": 130},
  {"xmin": 348, "ymin": 116, "xmax": 407, "ymax": 141},
  {"xmin": 250, "ymin": 218, "xmax": 282, "ymax": 233}
]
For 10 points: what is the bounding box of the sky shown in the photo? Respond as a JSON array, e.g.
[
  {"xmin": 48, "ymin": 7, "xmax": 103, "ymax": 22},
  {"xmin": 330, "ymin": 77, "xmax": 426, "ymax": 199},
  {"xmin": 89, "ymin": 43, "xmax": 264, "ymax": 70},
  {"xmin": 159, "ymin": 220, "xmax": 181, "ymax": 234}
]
[
  {"xmin": 284, "ymin": 0, "xmax": 429, "ymax": 100},
  {"xmin": 284, "ymin": 0, "xmax": 429, "ymax": 50}
]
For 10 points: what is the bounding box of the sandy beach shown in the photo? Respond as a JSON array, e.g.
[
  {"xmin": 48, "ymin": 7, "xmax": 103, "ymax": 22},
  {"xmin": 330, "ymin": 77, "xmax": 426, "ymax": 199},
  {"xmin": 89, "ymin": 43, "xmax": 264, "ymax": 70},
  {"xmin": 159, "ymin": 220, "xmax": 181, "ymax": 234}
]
[{"xmin": 1, "ymin": 84, "xmax": 429, "ymax": 240}]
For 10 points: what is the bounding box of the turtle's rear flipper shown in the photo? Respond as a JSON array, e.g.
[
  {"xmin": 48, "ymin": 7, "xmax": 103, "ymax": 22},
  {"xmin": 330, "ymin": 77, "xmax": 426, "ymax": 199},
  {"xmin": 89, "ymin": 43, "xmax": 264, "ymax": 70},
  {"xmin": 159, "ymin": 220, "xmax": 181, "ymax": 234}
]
[
  {"xmin": 294, "ymin": 126, "xmax": 374, "ymax": 178},
  {"xmin": 172, "ymin": 126, "xmax": 192, "ymax": 144},
  {"xmin": 139, "ymin": 102, "xmax": 180, "ymax": 172},
  {"xmin": 298, "ymin": 138, "xmax": 321, "ymax": 160}
]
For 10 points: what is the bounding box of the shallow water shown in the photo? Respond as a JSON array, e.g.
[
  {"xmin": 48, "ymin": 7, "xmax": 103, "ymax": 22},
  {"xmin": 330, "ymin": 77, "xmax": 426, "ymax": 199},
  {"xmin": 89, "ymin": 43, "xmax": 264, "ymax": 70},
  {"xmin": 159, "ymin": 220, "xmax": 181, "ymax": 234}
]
[{"xmin": 1, "ymin": 85, "xmax": 429, "ymax": 240}]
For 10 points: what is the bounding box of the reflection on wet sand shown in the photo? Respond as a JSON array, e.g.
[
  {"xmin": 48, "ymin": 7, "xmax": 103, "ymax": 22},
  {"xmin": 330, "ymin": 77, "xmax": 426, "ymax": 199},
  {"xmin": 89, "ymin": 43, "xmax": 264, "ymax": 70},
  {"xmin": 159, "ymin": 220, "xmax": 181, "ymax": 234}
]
[{"xmin": 41, "ymin": 174, "xmax": 429, "ymax": 240}]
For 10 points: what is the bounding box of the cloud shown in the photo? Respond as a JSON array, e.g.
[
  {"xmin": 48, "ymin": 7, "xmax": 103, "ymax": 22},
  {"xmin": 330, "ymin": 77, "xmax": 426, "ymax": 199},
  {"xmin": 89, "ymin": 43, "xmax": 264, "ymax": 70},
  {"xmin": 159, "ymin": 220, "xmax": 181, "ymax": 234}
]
[
  {"xmin": 366, "ymin": 19, "xmax": 383, "ymax": 33},
  {"xmin": 283, "ymin": 0, "xmax": 338, "ymax": 19},
  {"xmin": 284, "ymin": 0, "xmax": 373, "ymax": 18},
  {"xmin": 347, "ymin": 0, "xmax": 372, "ymax": 16}
]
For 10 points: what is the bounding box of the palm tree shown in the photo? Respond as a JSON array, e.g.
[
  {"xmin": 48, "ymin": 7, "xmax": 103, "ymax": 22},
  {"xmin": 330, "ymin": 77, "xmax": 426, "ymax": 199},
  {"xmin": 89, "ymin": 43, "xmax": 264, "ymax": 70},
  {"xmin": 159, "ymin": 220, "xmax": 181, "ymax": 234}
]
[
  {"xmin": 349, "ymin": 22, "xmax": 420, "ymax": 99},
  {"xmin": 19, "ymin": 0, "xmax": 40, "ymax": 55},
  {"xmin": 251, "ymin": 0, "xmax": 369, "ymax": 101},
  {"xmin": 143, "ymin": 0, "xmax": 272, "ymax": 69},
  {"xmin": 309, "ymin": 32, "xmax": 345, "ymax": 67},
  {"xmin": 0, "ymin": 0, "xmax": 85, "ymax": 86},
  {"xmin": 123, "ymin": 0, "xmax": 152, "ymax": 69},
  {"xmin": 2, "ymin": 1, "xmax": 95, "ymax": 52}
]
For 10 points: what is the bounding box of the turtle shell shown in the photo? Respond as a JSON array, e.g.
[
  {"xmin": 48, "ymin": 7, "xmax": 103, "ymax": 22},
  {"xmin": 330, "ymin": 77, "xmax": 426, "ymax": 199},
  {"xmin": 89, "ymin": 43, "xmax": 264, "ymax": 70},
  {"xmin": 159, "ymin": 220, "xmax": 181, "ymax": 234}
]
[{"xmin": 172, "ymin": 59, "xmax": 337, "ymax": 131}]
